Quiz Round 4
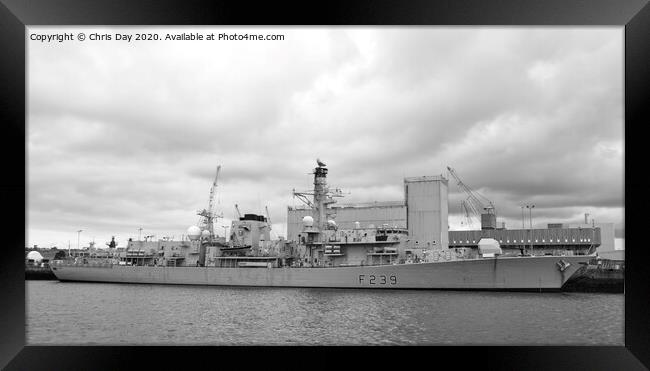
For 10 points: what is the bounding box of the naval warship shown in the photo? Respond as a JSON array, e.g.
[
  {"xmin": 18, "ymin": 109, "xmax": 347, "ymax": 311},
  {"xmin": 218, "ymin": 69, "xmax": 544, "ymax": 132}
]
[{"xmin": 51, "ymin": 160, "xmax": 593, "ymax": 290}]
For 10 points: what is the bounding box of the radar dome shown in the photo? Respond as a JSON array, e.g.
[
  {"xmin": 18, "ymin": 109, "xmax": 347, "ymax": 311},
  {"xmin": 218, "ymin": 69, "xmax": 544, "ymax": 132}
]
[
  {"xmin": 187, "ymin": 225, "xmax": 202, "ymax": 240},
  {"xmin": 302, "ymin": 216, "xmax": 314, "ymax": 227},
  {"xmin": 201, "ymin": 230, "xmax": 211, "ymax": 238},
  {"xmin": 327, "ymin": 220, "xmax": 337, "ymax": 228},
  {"xmin": 26, "ymin": 251, "xmax": 44, "ymax": 262},
  {"xmin": 354, "ymin": 221, "xmax": 361, "ymax": 229}
]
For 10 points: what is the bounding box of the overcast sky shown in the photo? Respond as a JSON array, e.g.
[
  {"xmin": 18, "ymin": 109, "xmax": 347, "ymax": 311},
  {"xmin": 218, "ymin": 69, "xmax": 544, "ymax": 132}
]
[{"xmin": 27, "ymin": 26, "xmax": 623, "ymax": 249}]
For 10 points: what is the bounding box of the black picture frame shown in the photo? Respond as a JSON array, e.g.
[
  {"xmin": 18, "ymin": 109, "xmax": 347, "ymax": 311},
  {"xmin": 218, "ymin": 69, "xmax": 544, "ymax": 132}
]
[{"xmin": 1, "ymin": 0, "xmax": 648, "ymax": 369}]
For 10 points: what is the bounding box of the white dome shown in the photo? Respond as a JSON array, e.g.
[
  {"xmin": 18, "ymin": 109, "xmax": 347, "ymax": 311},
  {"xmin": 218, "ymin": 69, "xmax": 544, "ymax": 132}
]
[
  {"xmin": 302, "ymin": 216, "xmax": 314, "ymax": 227},
  {"xmin": 27, "ymin": 251, "xmax": 44, "ymax": 262},
  {"xmin": 187, "ymin": 225, "xmax": 202, "ymax": 240},
  {"xmin": 354, "ymin": 221, "xmax": 361, "ymax": 229},
  {"xmin": 327, "ymin": 220, "xmax": 337, "ymax": 227},
  {"xmin": 201, "ymin": 230, "xmax": 211, "ymax": 238},
  {"xmin": 478, "ymin": 238, "xmax": 502, "ymax": 255}
]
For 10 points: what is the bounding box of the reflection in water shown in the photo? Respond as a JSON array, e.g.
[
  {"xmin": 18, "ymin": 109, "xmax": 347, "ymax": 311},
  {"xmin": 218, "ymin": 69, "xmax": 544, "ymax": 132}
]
[{"xmin": 26, "ymin": 281, "xmax": 623, "ymax": 345}]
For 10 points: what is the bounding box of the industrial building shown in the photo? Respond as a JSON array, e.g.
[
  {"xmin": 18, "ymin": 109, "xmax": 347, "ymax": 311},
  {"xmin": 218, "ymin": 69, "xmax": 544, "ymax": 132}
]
[
  {"xmin": 448, "ymin": 224, "xmax": 607, "ymax": 256},
  {"xmin": 404, "ymin": 175, "xmax": 449, "ymax": 249}
]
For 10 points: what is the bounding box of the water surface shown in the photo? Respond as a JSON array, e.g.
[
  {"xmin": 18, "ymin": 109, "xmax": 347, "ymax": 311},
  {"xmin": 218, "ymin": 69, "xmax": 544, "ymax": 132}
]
[{"xmin": 26, "ymin": 281, "xmax": 624, "ymax": 345}]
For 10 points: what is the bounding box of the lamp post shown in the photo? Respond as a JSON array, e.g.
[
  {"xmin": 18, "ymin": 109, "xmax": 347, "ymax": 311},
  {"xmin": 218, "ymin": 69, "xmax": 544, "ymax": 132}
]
[
  {"xmin": 520, "ymin": 206, "xmax": 526, "ymax": 254},
  {"xmin": 526, "ymin": 205, "xmax": 535, "ymax": 256},
  {"xmin": 77, "ymin": 229, "xmax": 83, "ymax": 253}
]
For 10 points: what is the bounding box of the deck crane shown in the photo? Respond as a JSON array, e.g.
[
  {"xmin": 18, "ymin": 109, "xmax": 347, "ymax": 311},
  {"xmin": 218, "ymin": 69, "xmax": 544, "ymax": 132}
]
[
  {"xmin": 197, "ymin": 165, "xmax": 223, "ymax": 236},
  {"xmin": 234, "ymin": 204, "xmax": 242, "ymax": 219},
  {"xmin": 446, "ymin": 166, "xmax": 496, "ymax": 229}
]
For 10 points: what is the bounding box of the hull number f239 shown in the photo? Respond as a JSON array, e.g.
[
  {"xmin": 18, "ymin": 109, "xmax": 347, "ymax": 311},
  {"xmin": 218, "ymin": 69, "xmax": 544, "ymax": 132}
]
[{"xmin": 359, "ymin": 274, "xmax": 397, "ymax": 285}]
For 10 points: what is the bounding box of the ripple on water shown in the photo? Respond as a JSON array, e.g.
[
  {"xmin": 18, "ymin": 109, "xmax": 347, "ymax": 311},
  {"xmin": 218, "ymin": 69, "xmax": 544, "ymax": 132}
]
[{"xmin": 26, "ymin": 281, "xmax": 623, "ymax": 345}]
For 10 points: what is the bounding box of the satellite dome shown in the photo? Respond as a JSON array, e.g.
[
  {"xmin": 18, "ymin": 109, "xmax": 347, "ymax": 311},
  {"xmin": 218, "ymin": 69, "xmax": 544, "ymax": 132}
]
[
  {"xmin": 26, "ymin": 251, "xmax": 44, "ymax": 262},
  {"xmin": 478, "ymin": 238, "xmax": 502, "ymax": 255},
  {"xmin": 302, "ymin": 216, "xmax": 314, "ymax": 227},
  {"xmin": 354, "ymin": 221, "xmax": 361, "ymax": 229},
  {"xmin": 201, "ymin": 230, "xmax": 211, "ymax": 238},
  {"xmin": 187, "ymin": 226, "xmax": 202, "ymax": 240},
  {"xmin": 327, "ymin": 220, "xmax": 337, "ymax": 227}
]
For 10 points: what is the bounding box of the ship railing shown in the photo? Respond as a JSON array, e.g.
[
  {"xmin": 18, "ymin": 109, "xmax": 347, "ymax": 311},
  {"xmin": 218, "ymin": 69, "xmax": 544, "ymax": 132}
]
[
  {"xmin": 53, "ymin": 261, "xmax": 115, "ymax": 268},
  {"xmin": 80, "ymin": 261, "xmax": 114, "ymax": 268}
]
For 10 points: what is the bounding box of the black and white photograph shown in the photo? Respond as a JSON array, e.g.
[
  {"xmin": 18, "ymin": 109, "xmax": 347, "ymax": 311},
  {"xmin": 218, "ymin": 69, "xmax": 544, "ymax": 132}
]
[{"xmin": 25, "ymin": 26, "xmax": 624, "ymax": 346}]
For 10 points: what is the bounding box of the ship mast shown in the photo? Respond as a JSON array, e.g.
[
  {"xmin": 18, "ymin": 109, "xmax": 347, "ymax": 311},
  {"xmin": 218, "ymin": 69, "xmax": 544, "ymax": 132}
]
[
  {"xmin": 313, "ymin": 163, "xmax": 329, "ymax": 230},
  {"xmin": 293, "ymin": 159, "xmax": 343, "ymax": 235},
  {"xmin": 197, "ymin": 165, "xmax": 223, "ymax": 237}
]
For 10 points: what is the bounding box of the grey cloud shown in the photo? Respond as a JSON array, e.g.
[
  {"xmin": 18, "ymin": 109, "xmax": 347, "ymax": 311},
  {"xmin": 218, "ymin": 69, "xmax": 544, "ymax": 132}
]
[{"xmin": 27, "ymin": 27, "xmax": 623, "ymax": 248}]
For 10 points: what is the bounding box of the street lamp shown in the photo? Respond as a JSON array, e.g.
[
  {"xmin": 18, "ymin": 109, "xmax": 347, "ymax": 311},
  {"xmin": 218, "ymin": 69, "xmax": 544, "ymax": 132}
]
[
  {"xmin": 77, "ymin": 229, "xmax": 83, "ymax": 252},
  {"xmin": 526, "ymin": 205, "xmax": 535, "ymax": 256},
  {"xmin": 520, "ymin": 206, "xmax": 526, "ymax": 255}
]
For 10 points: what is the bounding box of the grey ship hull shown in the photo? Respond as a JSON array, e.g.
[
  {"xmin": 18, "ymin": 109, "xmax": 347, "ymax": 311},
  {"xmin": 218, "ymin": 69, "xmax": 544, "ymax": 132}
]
[{"xmin": 52, "ymin": 255, "xmax": 590, "ymax": 291}]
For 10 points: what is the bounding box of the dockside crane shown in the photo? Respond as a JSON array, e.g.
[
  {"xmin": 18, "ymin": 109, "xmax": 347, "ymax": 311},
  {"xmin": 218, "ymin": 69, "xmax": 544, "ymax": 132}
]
[
  {"xmin": 460, "ymin": 200, "xmax": 474, "ymax": 227},
  {"xmin": 447, "ymin": 166, "xmax": 496, "ymax": 228},
  {"xmin": 197, "ymin": 165, "xmax": 223, "ymax": 236},
  {"xmin": 265, "ymin": 205, "xmax": 272, "ymax": 225}
]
